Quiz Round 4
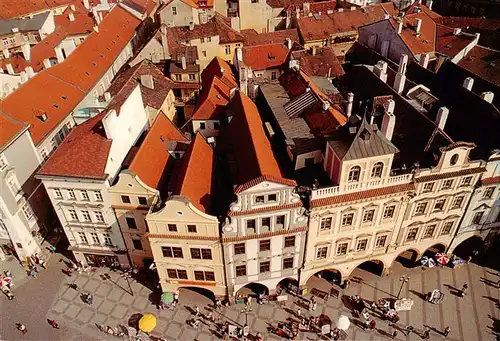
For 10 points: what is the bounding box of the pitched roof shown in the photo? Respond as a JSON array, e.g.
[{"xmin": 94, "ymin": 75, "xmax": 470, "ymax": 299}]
[
  {"xmin": 128, "ymin": 114, "xmax": 187, "ymax": 189},
  {"xmin": 0, "ymin": 12, "xmax": 50, "ymax": 36},
  {"xmin": 192, "ymin": 76, "xmax": 231, "ymax": 120},
  {"xmin": 0, "ymin": 0, "xmax": 71, "ymax": 19},
  {"xmin": 241, "ymin": 28, "xmax": 299, "ymax": 46},
  {"xmin": 387, "ymin": 12, "xmax": 436, "ymax": 56},
  {"xmin": 223, "ymin": 92, "xmax": 289, "ymax": 187},
  {"xmin": 0, "ymin": 112, "xmax": 27, "ymax": 149},
  {"xmin": 174, "ymin": 133, "xmax": 214, "ymax": 213},
  {"xmin": 201, "ymin": 56, "xmax": 237, "ymax": 88},
  {"xmin": 0, "ymin": 6, "xmax": 140, "ymax": 147},
  {"xmin": 435, "ymin": 24, "xmax": 476, "ymax": 59},
  {"xmin": 457, "ymin": 45, "xmax": 500, "ymax": 87},
  {"xmin": 242, "ymin": 43, "xmax": 290, "ymax": 70},
  {"xmin": 37, "ymin": 111, "xmax": 111, "ymax": 179},
  {"xmin": 291, "ymin": 46, "xmax": 344, "ymax": 78},
  {"xmin": 107, "ymin": 60, "xmax": 175, "ymax": 111}
]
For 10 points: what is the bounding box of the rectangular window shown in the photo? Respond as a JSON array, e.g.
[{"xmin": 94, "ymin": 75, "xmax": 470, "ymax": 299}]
[
  {"xmin": 126, "ymin": 217, "xmax": 137, "ymax": 229},
  {"xmin": 268, "ymin": 194, "xmax": 277, "ymax": 202},
  {"xmin": 121, "ymin": 195, "xmax": 131, "ymax": 204},
  {"xmin": 483, "ymin": 187, "xmax": 495, "ymax": 200},
  {"xmin": 441, "ymin": 179, "xmax": 454, "ymax": 190},
  {"xmin": 138, "ymin": 197, "xmax": 148, "ymax": 205},
  {"xmin": 259, "ymin": 239, "xmax": 271, "ymax": 251},
  {"xmin": 214, "ymin": 122, "xmax": 220, "ymax": 129},
  {"xmin": 175, "ymin": 74, "xmax": 182, "ymax": 81},
  {"xmin": 22, "ymin": 204, "xmax": 35, "ymax": 221},
  {"xmin": 261, "ymin": 217, "xmax": 271, "ymax": 232},
  {"xmin": 246, "ymin": 219, "xmax": 256, "ymax": 234},
  {"xmin": 78, "ymin": 232, "xmax": 88, "ymax": 244},
  {"xmin": 187, "ymin": 224, "xmax": 197, "ymax": 233},
  {"xmin": 341, "ymin": 213, "xmax": 354, "ymax": 227},
  {"xmin": 406, "ymin": 228, "xmax": 419, "ymax": 241},
  {"xmin": 356, "ymin": 239, "xmax": 368, "ymax": 252},
  {"xmin": 255, "ymin": 195, "xmax": 265, "ymax": 203},
  {"xmin": 461, "ymin": 176, "xmax": 472, "ymax": 186},
  {"xmin": 235, "ymin": 265, "xmax": 246, "ymax": 277},
  {"xmin": 259, "ymin": 261, "xmax": 270, "ymax": 273},
  {"xmin": 422, "ymin": 182, "xmax": 434, "ymax": 193},
  {"xmin": 383, "ymin": 205, "xmax": 395, "ymax": 219},
  {"xmin": 194, "ymin": 271, "xmax": 215, "ymax": 281},
  {"xmin": 132, "ymin": 239, "xmax": 143, "ymax": 250},
  {"xmin": 202, "ymin": 50, "xmax": 207, "ymax": 57},
  {"xmin": 234, "ymin": 243, "xmax": 245, "ymax": 255},
  {"xmin": 415, "ymin": 202, "xmax": 427, "ymax": 215},
  {"xmin": 40, "ymin": 148, "xmax": 48, "ymax": 160},
  {"xmin": 67, "ymin": 189, "xmax": 76, "ymax": 200},
  {"xmin": 423, "ymin": 224, "xmax": 436, "ymax": 238},
  {"xmin": 50, "ymin": 138, "xmax": 57, "ymax": 151},
  {"xmin": 362, "ymin": 209, "xmax": 375, "ymax": 223},
  {"xmin": 320, "ymin": 217, "xmax": 332, "ymax": 230},
  {"xmin": 0, "ymin": 155, "xmax": 8, "ymax": 170},
  {"xmin": 336, "ymin": 242, "xmax": 348, "ymax": 256},
  {"xmin": 68, "ymin": 209, "xmax": 78, "ymax": 221},
  {"xmin": 190, "ymin": 248, "xmax": 212, "ymax": 260},
  {"xmin": 441, "ymin": 222, "xmax": 453, "ymax": 235},
  {"xmin": 207, "ymin": 37, "xmax": 212, "ymax": 42},
  {"xmin": 172, "ymin": 6, "xmax": 177, "ymax": 15},
  {"xmin": 90, "ymin": 232, "xmax": 99, "ymax": 244},
  {"xmin": 375, "ymin": 235, "xmax": 387, "ymax": 248},
  {"xmin": 167, "ymin": 269, "xmax": 188, "ymax": 280},
  {"xmin": 276, "ymin": 215, "xmax": 285, "ymax": 229},
  {"xmin": 189, "ymin": 74, "xmax": 195, "ymax": 80},
  {"xmin": 57, "ymin": 129, "xmax": 64, "ymax": 142},
  {"xmin": 433, "ymin": 199, "xmax": 446, "ymax": 211},
  {"xmin": 168, "ymin": 224, "xmax": 177, "ymax": 232},
  {"xmin": 80, "ymin": 190, "xmax": 89, "ymax": 201},
  {"xmin": 225, "ymin": 45, "xmax": 231, "ymax": 54},
  {"xmin": 82, "ymin": 210, "xmax": 91, "ymax": 222},
  {"xmin": 316, "ymin": 246, "xmax": 328, "ymax": 259},
  {"xmin": 271, "ymin": 71, "xmax": 277, "ymax": 80},
  {"xmin": 451, "ymin": 196, "xmax": 464, "ymax": 209},
  {"xmin": 472, "ymin": 211, "xmax": 484, "ymax": 224},
  {"xmin": 95, "ymin": 211, "xmax": 104, "ymax": 223},
  {"xmin": 200, "ymin": 37, "xmax": 205, "ymax": 43},
  {"xmin": 103, "ymin": 233, "xmax": 113, "ymax": 246},
  {"xmin": 162, "ymin": 246, "xmax": 183, "ymax": 258},
  {"xmin": 54, "ymin": 188, "xmax": 63, "ymax": 199},
  {"xmin": 94, "ymin": 191, "xmax": 103, "ymax": 201},
  {"xmin": 199, "ymin": 122, "xmax": 206, "ymax": 129},
  {"xmin": 6, "ymin": 175, "xmax": 20, "ymax": 196},
  {"xmin": 284, "ymin": 236, "xmax": 295, "ymax": 248},
  {"xmin": 283, "ymin": 257, "xmax": 294, "ymax": 269}
]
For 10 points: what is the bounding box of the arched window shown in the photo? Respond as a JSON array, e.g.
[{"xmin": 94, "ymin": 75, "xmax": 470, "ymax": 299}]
[
  {"xmin": 371, "ymin": 162, "xmax": 384, "ymax": 178},
  {"xmin": 348, "ymin": 166, "xmax": 361, "ymax": 182}
]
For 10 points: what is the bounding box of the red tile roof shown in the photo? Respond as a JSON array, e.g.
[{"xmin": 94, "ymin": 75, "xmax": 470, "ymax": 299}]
[
  {"xmin": 435, "ymin": 24, "xmax": 475, "ymax": 59},
  {"xmin": 482, "ymin": 176, "xmax": 500, "ymax": 185},
  {"xmin": 174, "ymin": 133, "xmax": 214, "ymax": 213},
  {"xmin": 37, "ymin": 111, "xmax": 111, "ymax": 179},
  {"xmin": 404, "ymin": 2, "xmax": 441, "ymax": 20},
  {"xmin": 228, "ymin": 201, "xmax": 302, "ymax": 216},
  {"xmin": 0, "ymin": 113, "xmax": 27, "ymax": 148},
  {"xmin": 414, "ymin": 167, "xmax": 486, "ymax": 183},
  {"xmin": 291, "ymin": 46, "xmax": 344, "ymax": 78},
  {"xmin": 201, "ymin": 56, "xmax": 237, "ymax": 88},
  {"xmin": 129, "ymin": 114, "xmax": 187, "ymax": 189},
  {"xmin": 388, "ymin": 12, "xmax": 436, "ymax": 56},
  {"xmin": 311, "ymin": 183, "xmax": 415, "ymax": 208},
  {"xmin": 222, "ymin": 225, "xmax": 307, "ymax": 243},
  {"xmin": 234, "ymin": 175, "xmax": 297, "ymax": 193},
  {"xmin": 224, "ymin": 92, "xmax": 291, "ymax": 187},
  {"xmin": 435, "ymin": 16, "xmax": 500, "ymax": 31},
  {"xmin": 242, "ymin": 43, "xmax": 290, "ymax": 71},
  {"xmin": 457, "ymin": 45, "xmax": 500, "ymax": 87},
  {"xmin": 0, "ymin": 6, "xmax": 141, "ymax": 148},
  {"xmin": 241, "ymin": 28, "xmax": 299, "ymax": 46},
  {"xmin": 54, "ymin": 5, "xmax": 95, "ymax": 36},
  {"xmin": 0, "ymin": 0, "xmax": 71, "ymax": 19},
  {"xmin": 192, "ymin": 76, "xmax": 231, "ymax": 120}
]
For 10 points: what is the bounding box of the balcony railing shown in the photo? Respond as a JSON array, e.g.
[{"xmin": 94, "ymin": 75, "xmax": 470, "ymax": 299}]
[{"xmin": 312, "ymin": 173, "xmax": 413, "ymax": 200}]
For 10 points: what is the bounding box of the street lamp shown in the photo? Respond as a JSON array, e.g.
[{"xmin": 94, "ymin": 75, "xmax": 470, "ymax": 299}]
[
  {"xmin": 397, "ymin": 275, "xmax": 410, "ymax": 299},
  {"xmin": 240, "ymin": 305, "xmax": 252, "ymax": 325}
]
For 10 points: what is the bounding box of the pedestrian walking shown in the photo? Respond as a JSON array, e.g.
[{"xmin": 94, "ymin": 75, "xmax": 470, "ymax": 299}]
[
  {"xmin": 392, "ymin": 330, "xmax": 398, "ymax": 339},
  {"xmin": 460, "ymin": 283, "xmax": 468, "ymax": 297},
  {"xmin": 17, "ymin": 323, "xmax": 27, "ymax": 335},
  {"xmin": 443, "ymin": 326, "xmax": 451, "ymax": 337},
  {"xmin": 207, "ymin": 312, "xmax": 215, "ymax": 323},
  {"xmin": 312, "ymin": 301, "xmax": 317, "ymax": 311},
  {"xmin": 5, "ymin": 270, "xmax": 13, "ymax": 279},
  {"xmin": 215, "ymin": 299, "xmax": 222, "ymax": 310},
  {"xmin": 369, "ymin": 319, "xmax": 376, "ymax": 330},
  {"xmin": 422, "ymin": 328, "xmax": 430, "ymax": 339},
  {"xmin": 296, "ymin": 308, "xmax": 302, "ymax": 318},
  {"xmin": 246, "ymin": 296, "xmax": 252, "ymax": 306},
  {"xmin": 344, "ymin": 279, "xmax": 350, "ymax": 290},
  {"xmin": 85, "ymin": 293, "xmax": 93, "ymax": 305},
  {"xmin": 49, "ymin": 320, "xmax": 60, "ymax": 329},
  {"xmin": 406, "ymin": 326, "xmax": 413, "ymax": 336},
  {"xmin": 195, "ymin": 305, "xmax": 200, "ymax": 317},
  {"xmin": 68, "ymin": 283, "xmax": 78, "ymax": 290}
]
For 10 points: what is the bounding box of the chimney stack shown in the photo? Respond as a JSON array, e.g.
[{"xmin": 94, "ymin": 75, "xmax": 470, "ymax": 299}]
[
  {"xmin": 453, "ymin": 28, "xmax": 461, "ymax": 35},
  {"xmin": 140, "ymin": 75, "xmax": 154, "ymax": 90},
  {"xmin": 397, "ymin": 22, "xmax": 403, "ymax": 34},
  {"xmin": 338, "ymin": 8, "xmax": 343, "ymax": 12},
  {"xmin": 181, "ymin": 56, "xmax": 187, "ymax": 70},
  {"xmin": 43, "ymin": 58, "xmax": 51, "ymax": 69},
  {"xmin": 384, "ymin": 14, "xmax": 390, "ymax": 20},
  {"xmin": 322, "ymin": 100, "xmax": 330, "ymax": 111},
  {"xmin": 236, "ymin": 47, "xmax": 243, "ymax": 62},
  {"xmin": 54, "ymin": 46, "xmax": 65, "ymax": 63},
  {"xmin": 289, "ymin": 59, "xmax": 299, "ymax": 71},
  {"xmin": 311, "ymin": 45, "xmax": 317, "ymax": 56},
  {"xmin": 382, "ymin": 100, "xmax": 396, "ymax": 141},
  {"xmin": 25, "ymin": 66, "xmax": 35, "ymax": 78},
  {"xmin": 92, "ymin": 8, "xmax": 100, "ymax": 25},
  {"xmin": 435, "ymin": 107, "xmax": 449, "ymax": 130},
  {"xmin": 6, "ymin": 64, "xmax": 15, "ymax": 75},
  {"xmin": 189, "ymin": 22, "xmax": 195, "ymax": 30},
  {"xmin": 393, "ymin": 54, "xmax": 408, "ymax": 94},
  {"xmin": 93, "ymin": 26, "xmax": 99, "ymax": 33},
  {"xmin": 481, "ymin": 91, "xmax": 494, "ymax": 103},
  {"xmin": 381, "ymin": 40, "xmax": 390, "ymax": 57},
  {"xmin": 69, "ymin": 12, "xmax": 75, "ymax": 21},
  {"xmin": 374, "ymin": 60, "xmax": 388, "ymax": 83},
  {"xmin": 3, "ymin": 48, "xmax": 9, "ymax": 59},
  {"xmin": 70, "ymin": 4, "xmax": 76, "ymax": 10},
  {"xmin": 346, "ymin": 92, "xmax": 354, "ymax": 118},
  {"xmin": 286, "ymin": 38, "xmax": 292, "ymax": 50},
  {"xmin": 20, "ymin": 71, "xmax": 28, "ymax": 83},
  {"xmin": 463, "ymin": 77, "xmax": 474, "ymax": 90},
  {"xmin": 83, "ymin": 0, "xmax": 90, "ymax": 10},
  {"xmin": 104, "ymin": 92, "xmax": 111, "ymax": 101},
  {"xmin": 420, "ymin": 53, "xmax": 430, "ymax": 68},
  {"xmin": 415, "ymin": 18, "xmax": 422, "ymax": 35},
  {"xmin": 427, "ymin": 0, "xmax": 433, "ymax": 9},
  {"xmin": 21, "ymin": 43, "xmax": 31, "ymax": 61},
  {"xmin": 160, "ymin": 25, "xmax": 169, "ymax": 59},
  {"xmin": 303, "ymin": 2, "xmax": 310, "ymax": 14}
]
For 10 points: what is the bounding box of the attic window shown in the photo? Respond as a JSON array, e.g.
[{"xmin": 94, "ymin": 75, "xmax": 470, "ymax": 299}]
[
  {"xmin": 160, "ymin": 135, "xmax": 165, "ymax": 142},
  {"xmin": 85, "ymin": 71, "xmax": 90, "ymax": 75},
  {"xmin": 359, "ymin": 129, "xmax": 371, "ymax": 140},
  {"xmin": 349, "ymin": 127, "xmax": 357, "ymax": 134},
  {"xmin": 53, "ymin": 103, "xmax": 59, "ymax": 109},
  {"xmin": 106, "ymin": 47, "xmax": 110, "ymax": 51},
  {"xmin": 268, "ymin": 54, "xmax": 275, "ymax": 60},
  {"xmin": 61, "ymin": 95, "xmax": 67, "ymax": 100},
  {"xmin": 38, "ymin": 113, "xmax": 48, "ymax": 122},
  {"xmin": 100, "ymin": 54, "xmax": 104, "ymax": 58},
  {"xmin": 92, "ymin": 62, "xmax": 97, "ymax": 67}
]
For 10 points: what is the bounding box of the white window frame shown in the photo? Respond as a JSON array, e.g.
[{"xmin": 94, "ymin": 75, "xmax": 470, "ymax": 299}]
[
  {"xmin": 414, "ymin": 202, "xmax": 427, "ymax": 215},
  {"xmin": 78, "ymin": 232, "xmax": 88, "ymax": 244},
  {"xmin": 461, "ymin": 176, "xmax": 472, "ymax": 186},
  {"xmin": 0, "ymin": 154, "xmax": 8, "ymax": 170},
  {"xmin": 383, "ymin": 205, "xmax": 396, "ymax": 219},
  {"xmin": 6, "ymin": 173, "xmax": 21, "ymax": 196},
  {"xmin": 67, "ymin": 189, "xmax": 76, "ymax": 200},
  {"xmin": 22, "ymin": 203, "xmax": 35, "ymax": 221},
  {"xmin": 80, "ymin": 190, "xmax": 90, "ymax": 201},
  {"xmin": 422, "ymin": 182, "xmax": 434, "ymax": 193},
  {"xmin": 68, "ymin": 209, "xmax": 78, "ymax": 221},
  {"xmin": 472, "ymin": 211, "xmax": 484, "ymax": 225},
  {"xmin": 441, "ymin": 179, "xmax": 454, "ymax": 190},
  {"xmin": 316, "ymin": 246, "xmax": 328, "ymax": 259},
  {"xmin": 406, "ymin": 227, "xmax": 419, "ymax": 241},
  {"xmin": 90, "ymin": 232, "xmax": 100, "ymax": 244},
  {"xmin": 451, "ymin": 195, "xmax": 464, "ymax": 209},
  {"xmin": 172, "ymin": 6, "xmax": 177, "ymax": 15},
  {"xmin": 433, "ymin": 199, "xmax": 446, "ymax": 212},
  {"xmin": 356, "ymin": 238, "xmax": 368, "ymax": 252},
  {"xmin": 94, "ymin": 211, "xmax": 105, "ymax": 223},
  {"xmin": 371, "ymin": 162, "xmax": 383, "ymax": 178},
  {"xmin": 440, "ymin": 221, "xmax": 454, "ymax": 235},
  {"xmin": 423, "ymin": 224, "xmax": 436, "ymax": 238},
  {"xmin": 103, "ymin": 233, "xmax": 113, "ymax": 246},
  {"xmin": 54, "ymin": 188, "xmax": 63, "ymax": 199},
  {"xmin": 320, "ymin": 217, "xmax": 333, "ymax": 231},
  {"xmin": 40, "ymin": 148, "xmax": 48, "ymax": 160},
  {"xmin": 94, "ymin": 191, "xmax": 103, "ymax": 202},
  {"xmin": 483, "ymin": 187, "xmax": 495, "ymax": 200},
  {"xmin": 375, "ymin": 235, "xmax": 387, "ymax": 248},
  {"xmin": 82, "ymin": 210, "xmax": 91, "ymax": 222},
  {"xmin": 347, "ymin": 166, "xmax": 361, "ymax": 182},
  {"xmin": 336, "ymin": 242, "xmax": 348, "ymax": 256},
  {"xmin": 341, "ymin": 212, "xmax": 354, "ymax": 227},
  {"xmin": 362, "ymin": 209, "xmax": 375, "ymax": 223}
]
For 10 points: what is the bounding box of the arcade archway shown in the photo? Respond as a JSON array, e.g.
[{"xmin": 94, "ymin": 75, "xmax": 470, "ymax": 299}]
[
  {"xmin": 422, "ymin": 243, "xmax": 446, "ymax": 258},
  {"xmin": 236, "ymin": 282, "xmax": 269, "ymax": 298},
  {"xmin": 178, "ymin": 286, "xmax": 216, "ymax": 304},
  {"xmin": 452, "ymin": 236, "xmax": 484, "ymax": 261},
  {"xmin": 349, "ymin": 259, "xmax": 385, "ymax": 279},
  {"xmin": 393, "ymin": 249, "xmax": 420, "ymax": 268}
]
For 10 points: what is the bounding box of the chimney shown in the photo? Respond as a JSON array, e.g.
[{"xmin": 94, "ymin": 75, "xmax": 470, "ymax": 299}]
[
  {"xmin": 69, "ymin": 12, "xmax": 75, "ymax": 22},
  {"xmin": 393, "ymin": 54, "xmax": 408, "ymax": 94},
  {"xmin": 481, "ymin": 91, "xmax": 494, "ymax": 103},
  {"xmin": 311, "ymin": 45, "xmax": 317, "ymax": 56},
  {"xmin": 397, "ymin": 22, "xmax": 403, "ymax": 34},
  {"xmin": 230, "ymin": 17, "xmax": 240, "ymax": 32},
  {"xmin": 43, "ymin": 58, "xmax": 51, "ymax": 69},
  {"xmin": 6, "ymin": 64, "xmax": 15, "ymax": 75},
  {"xmin": 415, "ymin": 18, "xmax": 422, "ymax": 35},
  {"xmin": 3, "ymin": 48, "xmax": 9, "ymax": 59},
  {"xmin": 20, "ymin": 71, "xmax": 28, "ymax": 83},
  {"xmin": 435, "ymin": 107, "xmax": 449, "ymax": 130},
  {"xmin": 384, "ymin": 14, "xmax": 390, "ymax": 20},
  {"xmin": 21, "ymin": 43, "xmax": 31, "ymax": 61},
  {"xmin": 286, "ymin": 38, "xmax": 292, "ymax": 50},
  {"xmin": 289, "ymin": 59, "xmax": 299, "ymax": 71},
  {"xmin": 426, "ymin": 0, "xmax": 433, "ymax": 9},
  {"xmin": 350, "ymin": 6, "xmax": 356, "ymax": 10},
  {"xmin": 374, "ymin": 60, "xmax": 388, "ymax": 83},
  {"xmin": 322, "ymin": 100, "xmax": 330, "ymax": 111},
  {"xmin": 25, "ymin": 66, "xmax": 35, "ymax": 78},
  {"xmin": 303, "ymin": 2, "xmax": 310, "ymax": 13},
  {"xmin": 70, "ymin": 4, "xmax": 76, "ymax": 10},
  {"xmin": 338, "ymin": 8, "xmax": 343, "ymax": 12},
  {"xmin": 54, "ymin": 46, "xmax": 65, "ymax": 63},
  {"xmin": 11, "ymin": 27, "xmax": 19, "ymax": 33},
  {"xmin": 463, "ymin": 77, "xmax": 474, "ymax": 90},
  {"xmin": 346, "ymin": 92, "xmax": 354, "ymax": 117},
  {"xmin": 453, "ymin": 28, "xmax": 461, "ymax": 35},
  {"xmin": 189, "ymin": 22, "xmax": 195, "ymax": 30},
  {"xmin": 93, "ymin": 26, "xmax": 99, "ymax": 33},
  {"xmin": 92, "ymin": 8, "xmax": 100, "ymax": 25},
  {"xmin": 381, "ymin": 40, "xmax": 390, "ymax": 57},
  {"xmin": 83, "ymin": 0, "xmax": 90, "ymax": 10},
  {"xmin": 141, "ymin": 75, "xmax": 154, "ymax": 90},
  {"xmin": 236, "ymin": 47, "xmax": 243, "ymax": 62},
  {"xmin": 420, "ymin": 53, "xmax": 430, "ymax": 68},
  {"xmin": 160, "ymin": 25, "xmax": 169, "ymax": 58},
  {"xmin": 381, "ymin": 101, "xmax": 396, "ymax": 141},
  {"xmin": 181, "ymin": 56, "xmax": 187, "ymax": 70}
]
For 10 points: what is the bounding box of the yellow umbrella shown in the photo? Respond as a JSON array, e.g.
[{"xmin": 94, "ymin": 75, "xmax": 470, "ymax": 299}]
[{"xmin": 138, "ymin": 314, "xmax": 157, "ymax": 333}]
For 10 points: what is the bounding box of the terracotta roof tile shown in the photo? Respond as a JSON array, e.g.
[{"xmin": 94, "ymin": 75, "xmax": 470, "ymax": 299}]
[
  {"xmin": 174, "ymin": 133, "xmax": 215, "ymax": 213},
  {"xmin": 192, "ymin": 76, "xmax": 231, "ymax": 120},
  {"xmin": 128, "ymin": 114, "xmax": 186, "ymax": 189},
  {"xmin": 201, "ymin": 56, "xmax": 237, "ymax": 88},
  {"xmin": 222, "ymin": 225, "xmax": 307, "ymax": 243},
  {"xmin": 482, "ymin": 176, "xmax": 500, "ymax": 185},
  {"xmin": 291, "ymin": 46, "xmax": 344, "ymax": 78},
  {"xmin": 311, "ymin": 183, "xmax": 415, "ymax": 208},
  {"xmin": 457, "ymin": 46, "xmax": 500, "ymax": 87},
  {"xmin": 228, "ymin": 202, "xmax": 302, "ymax": 216},
  {"xmin": 0, "ymin": 112, "xmax": 27, "ymax": 148},
  {"xmin": 415, "ymin": 167, "xmax": 486, "ymax": 183},
  {"xmin": 241, "ymin": 28, "xmax": 299, "ymax": 46},
  {"xmin": 242, "ymin": 43, "xmax": 290, "ymax": 70},
  {"xmin": 388, "ymin": 12, "xmax": 436, "ymax": 56},
  {"xmin": 404, "ymin": 2, "xmax": 441, "ymax": 20},
  {"xmin": 234, "ymin": 175, "xmax": 297, "ymax": 193},
  {"xmin": 147, "ymin": 233, "xmax": 219, "ymax": 241},
  {"xmin": 435, "ymin": 24, "xmax": 475, "ymax": 58},
  {"xmin": 37, "ymin": 111, "xmax": 111, "ymax": 179}
]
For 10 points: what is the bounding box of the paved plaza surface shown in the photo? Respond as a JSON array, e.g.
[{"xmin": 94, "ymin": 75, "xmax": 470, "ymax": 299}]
[{"xmin": 1, "ymin": 254, "xmax": 500, "ymax": 341}]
